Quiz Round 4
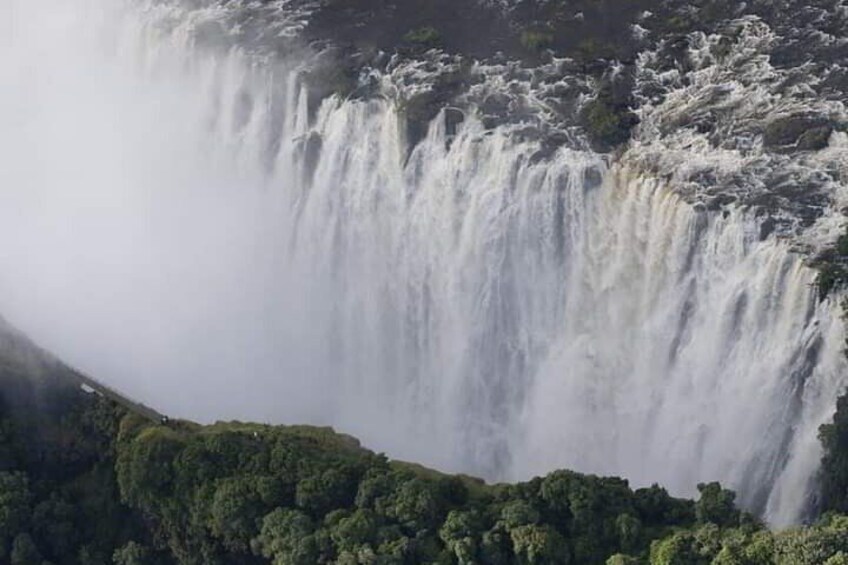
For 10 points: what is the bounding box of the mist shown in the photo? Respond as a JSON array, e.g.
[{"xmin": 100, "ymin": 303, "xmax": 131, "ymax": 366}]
[{"xmin": 0, "ymin": 0, "xmax": 336, "ymax": 424}]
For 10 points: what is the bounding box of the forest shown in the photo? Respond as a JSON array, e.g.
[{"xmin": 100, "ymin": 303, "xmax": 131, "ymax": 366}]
[{"xmin": 4, "ymin": 356, "xmax": 848, "ymax": 565}]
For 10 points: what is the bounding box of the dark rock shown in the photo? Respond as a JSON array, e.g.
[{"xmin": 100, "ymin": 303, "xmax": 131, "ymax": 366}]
[
  {"xmin": 759, "ymin": 217, "xmax": 777, "ymax": 241},
  {"xmin": 797, "ymin": 126, "xmax": 833, "ymax": 151},
  {"xmin": 444, "ymin": 107, "xmax": 465, "ymax": 136},
  {"xmin": 583, "ymin": 167, "xmax": 604, "ymax": 189},
  {"xmin": 706, "ymin": 194, "xmax": 737, "ymax": 211},
  {"xmin": 480, "ymin": 93, "xmax": 511, "ymax": 118},
  {"xmin": 763, "ymin": 114, "xmax": 834, "ymax": 151},
  {"xmin": 300, "ymin": 132, "xmax": 323, "ymax": 187}
]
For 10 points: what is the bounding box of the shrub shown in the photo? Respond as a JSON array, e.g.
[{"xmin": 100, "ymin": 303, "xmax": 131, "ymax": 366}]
[
  {"xmin": 403, "ymin": 27, "xmax": 441, "ymax": 48},
  {"xmin": 520, "ymin": 30, "xmax": 554, "ymax": 52}
]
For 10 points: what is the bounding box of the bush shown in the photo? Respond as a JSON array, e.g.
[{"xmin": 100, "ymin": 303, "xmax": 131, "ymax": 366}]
[
  {"xmin": 403, "ymin": 27, "xmax": 441, "ymax": 48},
  {"xmin": 695, "ymin": 482, "xmax": 740, "ymax": 528},
  {"xmin": 520, "ymin": 30, "xmax": 554, "ymax": 52},
  {"xmin": 582, "ymin": 96, "xmax": 638, "ymax": 152},
  {"xmin": 820, "ymin": 394, "xmax": 848, "ymax": 514}
]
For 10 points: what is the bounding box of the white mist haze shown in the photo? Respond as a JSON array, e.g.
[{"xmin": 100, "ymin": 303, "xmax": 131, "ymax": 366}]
[
  {"xmin": 1, "ymin": 0, "xmax": 847, "ymax": 527},
  {"xmin": 0, "ymin": 0, "xmax": 334, "ymax": 423}
]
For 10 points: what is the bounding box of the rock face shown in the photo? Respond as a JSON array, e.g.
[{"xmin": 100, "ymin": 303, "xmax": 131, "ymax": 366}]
[{"xmin": 763, "ymin": 114, "xmax": 835, "ymax": 152}]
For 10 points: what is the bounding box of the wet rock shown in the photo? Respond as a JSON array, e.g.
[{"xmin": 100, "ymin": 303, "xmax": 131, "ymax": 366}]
[
  {"xmin": 444, "ymin": 107, "xmax": 465, "ymax": 136},
  {"xmin": 706, "ymin": 194, "xmax": 737, "ymax": 211},
  {"xmin": 759, "ymin": 217, "xmax": 777, "ymax": 241},
  {"xmin": 583, "ymin": 166, "xmax": 604, "ymax": 189},
  {"xmin": 797, "ymin": 126, "xmax": 833, "ymax": 151},
  {"xmin": 763, "ymin": 114, "xmax": 834, "ymax": 152},
  {"xmin": 400, "ymin": 65, "xmax": 472, "ymax": 148},
  {"xmin": 480, "ymin": 93, "xmax": 511, "ymax": 118},
  {"xmin": 299, "ymin": 132, "xmax": 323, "ymax": 187}
]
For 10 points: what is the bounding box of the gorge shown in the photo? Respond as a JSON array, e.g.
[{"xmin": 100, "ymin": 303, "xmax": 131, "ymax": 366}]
[{"xmin": 2, "ymin": 0, "xmax": 848, "ymax": 552}]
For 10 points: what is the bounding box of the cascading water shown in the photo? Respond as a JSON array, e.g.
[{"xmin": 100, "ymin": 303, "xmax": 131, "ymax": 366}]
[{"xmin": 1, "ymin": 0, "xmax": 846, "ymax": 527}]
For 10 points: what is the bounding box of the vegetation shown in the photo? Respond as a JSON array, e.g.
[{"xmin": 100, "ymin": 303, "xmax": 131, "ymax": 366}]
[
  {"xmin": 5, "ymin": 311, "xmax": 848, "ymax": 563},
  {"xmin": 112, "ymin": 417, "xmax": 700, "ymax": 564},
  {"xmin": 820, "ymin": 392, "xmax": 848, "ymax": 516},
  {"xmin": 403, "ymin": 27, "xmax": 442, "ymax": 49},
  {"xmin": 813, "ymin": 226, "xmax": 848, "ymax": 301},
  {"xmin": 0, "ymin": 376, "xmax": 156, "ymax": 564},
  {"xmin": 582, "ymin": 93, "xmax": 639, "ymax": 153},
  {"xmin": 5, "ymin": 365, "xmax": 848, "ymax": 565},
  {"xmin": 519, "ymin": 30, "xmax": 555, "ymax": 53}
]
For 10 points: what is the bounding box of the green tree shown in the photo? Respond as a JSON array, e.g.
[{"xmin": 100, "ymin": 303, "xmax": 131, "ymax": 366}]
[
  {"xmin": 208, "ymin": 477, "xmax": 268, "ymax": 550},
  {"xmin": 329, "ymin": 509, "xmax": 378, "ymax": 553},
  {"xmin": 616, "ymin": 513, "xmax": 642, "ymax": 553},
  {"xmin": 821, "ymin": 393, "xmax": 848, "ymax": 513},
  {"xmin": 480, "ymin": 526, "xmax": 512, "ymax": 565},
  {"xmin": 826, "ymin": 552, "xmax": 848, "ymax": 565},
  {"xmin": 650, "ymin": 529, "xmax": 710, "ymax": 565},
  {"xmin": 439, "ymin": 510, "xmax": 481, "ymax": 563},
  {"xmin": 0, "ymin": 472, "xmax": 32, "ymax": 548},
  {"xmin": 695, "ymin": 483, "xmax": 739, "ymax": 527},
  {"xmin": 31, "ymin": 496, "xmax": 78, "ymax": 560},
  {"xmin": 500, "ymin": 501, "xmax": 540, "ymax": 529},
  {"xmin": 252, "ymin": 508, "xmax": 320, "ymax": 565},
  {"xmin": 113, "ymin": 541, "xmax": 154, "ymax": 565},
  {"xmin": 606, "ymin": 554, "xmax": 641, "ymax": 565},
  {"xmin": 11, "ymin": 532, "xmax": 42, "ymax": 565},
  {"xmin": 510, "ymin": 524, "xmax": 569, "ymax": 564},
  {"xmin": 295, "ymin": 469, "xmax": 356, "ymax": 516},
  {"xmin": 387, "ymin": 478, "xmax": 443, "ymax": 532},
  {"xmin": 775, "ymin": 515, "xmax": 848, "ymax": 564}
]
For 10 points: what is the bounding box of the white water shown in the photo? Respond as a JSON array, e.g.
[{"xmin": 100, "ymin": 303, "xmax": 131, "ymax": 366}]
[{"xmin": 1, "ymin": 0, "xmax": 846, "ymax": 525}]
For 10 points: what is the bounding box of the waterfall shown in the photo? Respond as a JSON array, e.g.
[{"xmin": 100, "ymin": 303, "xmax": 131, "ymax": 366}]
[{"xmin": 1, "ymin": 0, "xmax": 846, "ymax": 526}]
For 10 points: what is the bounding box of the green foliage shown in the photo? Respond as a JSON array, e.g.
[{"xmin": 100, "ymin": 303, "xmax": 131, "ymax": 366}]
[
  {"xmin": 113, "ymin": 541, "xmax": 156, "ymax": 565},
  {"xmin": 520, "ymin": 30, "xmax": 554, "ymax": 52},
  {"xmin": 625, "ymin": 514, "xmax": 848, "ymax": 564},
  {"xmin": 31, "ymin": 496, "xmax": 79, "ymax": 559},
  {"xmin": 818, "ymin": 264, "xmax": 848, "ymax": 301},
  {"xmin": 813, "ymin": 225, "xmax": 848, "ymax": 300},
  {"xmin": 403, "ymin": 27, "xmax": 442, "ymax": 48},
  {"xmin": 10, "ymin": 354, "xmax": 848, "ymax": 565},
  {"xmin": 821, "ymin": 393, "xmax": 848, "ymax": 515},
  {"xmin": 582, "ymin": 94, "xmax": 639, "ymax": 152},
  {"xmin": 510, "ymin": 524, "xmax": 569, "ymax": 564},
  {"xmin": 296, "ymin": 468, "xmax": 357, "ymax": 516},
  {"xmin": 616, "ymin": 514, "xmax": 642, "ymax": 553},
  {"xmin": 606, "ymin": 554, "xmax": 641, "ymax": 565},
  {"xmin": 695, "ymin": 483, "xmax": 740, "ymax": 528},
  {"xmin": 110, "ymin": 416, "xmax": 718, "ymax": 564},
  {"xmin": 439, "ymin": 510, "xmax": 481, "ymax": 562},
  {"xmin": 0, "ymin": 360, "xmax": 155, "ymax": 565},
  {"xmin": 208, "ymin": 477, "xmax": 273, "ymax": 551},
  {"xmin": 575, "ymin": 39, "xmax": 618, "ymax": 61},
  {"xmin": 774, "ymin": 515, "xmax": 848, "ymax": 565},
  {"xmin": 253, "ymin": 508, "xmax": 320, "ymax": 564},
  {"xmin": 11, "ymin": 532, "xmax": 42, "ymax": 565},
  {"xmin": 0, "ymin": 471, "xmax": 32, "ymax": 546},
  {"xmin": 500, "ymin": 501, "xmax": 540, "ymax": 529}
]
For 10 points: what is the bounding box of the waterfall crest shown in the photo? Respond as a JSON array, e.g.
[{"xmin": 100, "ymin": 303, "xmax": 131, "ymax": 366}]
[{"xmin": 1, "ymin": 0, "xmax": 846, "ymax": 526}]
